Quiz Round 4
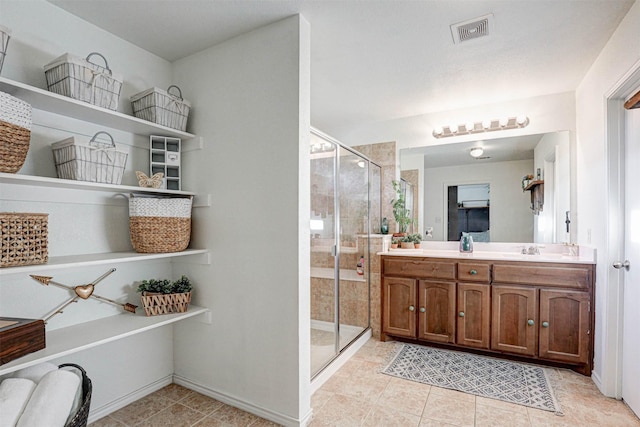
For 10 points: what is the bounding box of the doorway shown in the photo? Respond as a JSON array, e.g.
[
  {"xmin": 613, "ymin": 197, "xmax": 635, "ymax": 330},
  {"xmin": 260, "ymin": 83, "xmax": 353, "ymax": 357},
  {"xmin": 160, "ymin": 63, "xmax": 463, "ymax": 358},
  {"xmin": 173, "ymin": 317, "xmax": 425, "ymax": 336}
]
[{"xmin": 446, "ymin": 183, "xmax": 490, "ymax": 242}]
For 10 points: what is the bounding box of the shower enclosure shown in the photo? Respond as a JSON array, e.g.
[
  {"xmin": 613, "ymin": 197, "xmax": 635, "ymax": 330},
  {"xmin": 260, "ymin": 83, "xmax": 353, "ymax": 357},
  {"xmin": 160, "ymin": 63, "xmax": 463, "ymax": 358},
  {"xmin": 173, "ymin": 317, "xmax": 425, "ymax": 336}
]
[{"xmin": 310, "ymin": 128, "xmax": 381, "ymax": 377}]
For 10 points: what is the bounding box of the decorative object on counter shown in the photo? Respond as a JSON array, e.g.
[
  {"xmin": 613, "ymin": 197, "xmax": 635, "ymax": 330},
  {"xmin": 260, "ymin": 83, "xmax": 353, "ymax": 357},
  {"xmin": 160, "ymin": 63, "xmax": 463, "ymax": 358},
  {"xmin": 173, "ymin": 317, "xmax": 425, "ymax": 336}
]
[
  {"xmin": 51, "ymin": 131, "xmax": 128, "ymax": 185},
  {"xmin": 0, "ymin": 212, "xmax": 48, "ymax": 267},
  {"xmin": 400, "ymin": 235, "xmax": 414, "ymax": 249},
  {"xmin": 391, "ymin": 180, "xmax": 413, "ymax": 236},
  {"xmin": 136, "ymin": 171, "xmax": 164, "ymax": 189},
  {"xmin": 0, "ymin": 25, "xmax": 11, "ymax": 74},
  {"xmin": 356, "ymin": 255, "xmax": 364, "ymax": 275},
  {"xmin": 390, "ymin": 238, "xmax": 399, "ymax": 249},
  {"xmin": 148, "ymin": 135, "xmax": 181, "ymax": 190},
  {"xmin": 131, "ymin": 85, "xmax": 191, "ymax": 131},
  {"xmin": 381, "ymin": 217, "xmax": 389, "ymax": 234},
  {"xmin": 459, "ymin": 233, "xmax": 474, "ymax": 253},
  {"xmin": 410, "ymin": 233, "xmax": 422, "ymax": 249},
  {"xmin": 128, "ymin": 194, "xmax": 192, "ymax": 253},
  {"xmin": 44, "ymin": 52, "xmax": 123, "ymax": 110},
  {"xmin": 0, "ymin": 91, "xmax": 32, "ymax": 173},
  {"xmin": 0, "ymin": 317, "xmax": 45, "ymax": 365},
  {"xmin": 383, "ymin": 344, "xmax": 562, "ymax": 414},
  {"xmin": 29, "ymin": 268, "xmax": 138, "ymax": 323},
  {"xmin": 137, "ymin": 275, "xmax": 192, "ymax": 316}
]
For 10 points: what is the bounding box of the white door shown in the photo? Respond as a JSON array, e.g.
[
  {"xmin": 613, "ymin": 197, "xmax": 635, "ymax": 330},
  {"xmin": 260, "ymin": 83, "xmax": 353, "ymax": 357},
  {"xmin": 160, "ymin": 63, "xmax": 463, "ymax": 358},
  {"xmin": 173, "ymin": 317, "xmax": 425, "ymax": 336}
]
[{"xmin": 622, "ymin": 102, "xmax": 640, "ymax": 417}]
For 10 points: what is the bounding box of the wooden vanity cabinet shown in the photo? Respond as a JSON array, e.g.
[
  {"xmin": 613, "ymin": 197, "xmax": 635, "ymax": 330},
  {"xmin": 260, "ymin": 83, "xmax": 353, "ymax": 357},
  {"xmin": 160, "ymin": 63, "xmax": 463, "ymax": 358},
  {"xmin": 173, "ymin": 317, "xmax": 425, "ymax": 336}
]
[{"xmin": 381, "ymin": 255, "xmax": 595, "ymax": 375}]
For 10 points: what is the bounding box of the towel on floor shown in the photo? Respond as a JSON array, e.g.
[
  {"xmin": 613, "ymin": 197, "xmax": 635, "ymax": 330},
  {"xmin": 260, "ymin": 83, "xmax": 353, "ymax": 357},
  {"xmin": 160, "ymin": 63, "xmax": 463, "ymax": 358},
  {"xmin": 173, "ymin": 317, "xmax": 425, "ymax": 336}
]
[
  {"xmin": 16, "ymin": 369, "xmax": 80, "ymax": 427},
  {"xmin": 9, "ymin": 362, "xmax": 58, "ymax": 384},
  {"xmin": 0, "ymin": 378, "xmax": 37, "ymax": 427}
]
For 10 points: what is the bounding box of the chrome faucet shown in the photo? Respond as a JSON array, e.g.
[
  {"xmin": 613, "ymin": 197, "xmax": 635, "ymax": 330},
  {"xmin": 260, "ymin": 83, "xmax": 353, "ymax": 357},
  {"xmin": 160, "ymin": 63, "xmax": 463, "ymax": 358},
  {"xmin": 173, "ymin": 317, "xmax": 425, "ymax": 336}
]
[{"xmin": 521, "ymin": 245, "xmax": 540, "ymax": 255}]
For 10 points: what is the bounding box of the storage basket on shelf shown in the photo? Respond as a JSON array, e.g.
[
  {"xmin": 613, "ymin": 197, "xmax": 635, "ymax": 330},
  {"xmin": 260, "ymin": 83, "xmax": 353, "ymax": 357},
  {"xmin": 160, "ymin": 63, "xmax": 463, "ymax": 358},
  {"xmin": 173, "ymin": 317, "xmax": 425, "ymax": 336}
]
[
  {"xmin": 140, "ymin": 291, "xmax": 192, "ymax": 316},
  {"xmin": 44, "ymin": 52, "xmax": 123, "ymax": 111},
  {"xmin": 128, "ymin": 194, "xmax": 192, "ymax": 253},
  {"xmin": 0, "ymin": 25, "xmax": 11, "ymax": 75},
  {"xmin": 0, "ymin": 91, "xmax": 32, "ymax": 173},
  {"xmin": 130, "ymin": 85, "xmax": 191, "ymax": 131},
  {"xmin": 51, "ymin": 131, "xmax": 128, "ymax": 184},
  {"xmin": 0, "ymin": 213, "xmax": 48, "ymax": 268}
]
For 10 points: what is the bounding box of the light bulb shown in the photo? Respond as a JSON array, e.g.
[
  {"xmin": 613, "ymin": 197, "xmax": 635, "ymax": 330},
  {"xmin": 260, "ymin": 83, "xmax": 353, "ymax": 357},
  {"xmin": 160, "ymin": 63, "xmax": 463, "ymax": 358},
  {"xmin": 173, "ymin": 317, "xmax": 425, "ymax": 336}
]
[
  {"xmin": 433, "ymin": 126, "xmax": 443, "ymax": 135},
  {"xmin": 449, "ymin": 124, "xmax": 459, "ymax": 133},
  {"xmin": 516, "ymin": 115, "xmax": 528, "ymax": 125},
  {"xmin": 470, "ymin": 147, "xmax": 484, "ymax": 158},
  {"xmin": 499, "ymin": 118, "xmax": 508, "ymax": 127}
]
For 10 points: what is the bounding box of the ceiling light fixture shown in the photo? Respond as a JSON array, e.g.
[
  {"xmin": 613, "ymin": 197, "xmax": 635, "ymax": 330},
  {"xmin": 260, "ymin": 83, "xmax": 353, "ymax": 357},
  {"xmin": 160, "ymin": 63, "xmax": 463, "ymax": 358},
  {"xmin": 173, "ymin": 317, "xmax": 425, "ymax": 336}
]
[
  {"xmin": 469, "ymin": 147, "xmax": 484, "ymax": 158},
  {"xmin": 433, "ymin": 116, "xmax": 530, "ymax": 138}
]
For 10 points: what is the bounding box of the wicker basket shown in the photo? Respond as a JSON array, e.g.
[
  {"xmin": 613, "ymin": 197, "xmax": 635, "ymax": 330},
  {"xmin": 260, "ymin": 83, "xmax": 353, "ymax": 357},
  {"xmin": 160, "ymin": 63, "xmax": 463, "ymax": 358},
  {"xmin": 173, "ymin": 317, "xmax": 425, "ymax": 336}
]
[
  {"xmin": 59, "ymin": 363, "xmax": 92, "ymax": 427},
  {"xmin": 129, "ymin": 194, "xmax": 192, "ymax": 253},
  {"xmin": 0, "ymin": 91, "xmax": 32, "ymax": 173},
  {"xmin": 130, "ymin": 85, "xmax": 191, "ymax": 131},
  {"xmin": 0, "ymin": 213, "xmax": 48, "ymax": 268},
  {"xmin": 51, "ymin": 131, "xmax": 128, "ymax": 184},
  {"xmin": 44, "ymin": 52, "xmax": 123, "ymax": 111},
  {"xmin": 0, "ymin": 25, "xmax": 10, "ymax": 75},
  {"xmin": 140, "ymin": 291, "xmax": 191, "ymax": 316}
]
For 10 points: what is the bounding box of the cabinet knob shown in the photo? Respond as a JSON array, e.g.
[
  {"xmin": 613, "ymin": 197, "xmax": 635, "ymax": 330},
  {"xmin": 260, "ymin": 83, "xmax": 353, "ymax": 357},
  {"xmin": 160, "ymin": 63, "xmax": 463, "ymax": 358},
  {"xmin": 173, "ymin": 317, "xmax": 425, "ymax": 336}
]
[
  {"xmin": 409, "ymin": 305, "xmax": 415, "ymax": 312},
  {"xmin": 527, "ymin": 319, "xmax": 534, "ymax": 326},
  {"xmin": 459, "ymin": 311, "xmax": 465, "ymax": 317},
  {"xmin": 420, "ymin": 307, "xmax": 426, "ymax": 313},
  {"xmin": 469, "ymin": 269, "xmax": 477, "ymax": 275},
  {"xmin": 542, "ymin": 321, "xmax": 549, "ymax": 328}
]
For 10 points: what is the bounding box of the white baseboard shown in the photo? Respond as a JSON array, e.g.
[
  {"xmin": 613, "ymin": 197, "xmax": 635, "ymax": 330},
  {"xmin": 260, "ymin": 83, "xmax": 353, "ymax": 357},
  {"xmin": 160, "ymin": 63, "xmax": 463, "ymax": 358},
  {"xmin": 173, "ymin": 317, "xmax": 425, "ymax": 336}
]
[
  {"xmin": 87, "ymin": 375, "xmax": 173, "ymax": 424},
  {"xmin": 173, "ymin": 375, "xmax": 313, "ymax": 427}
]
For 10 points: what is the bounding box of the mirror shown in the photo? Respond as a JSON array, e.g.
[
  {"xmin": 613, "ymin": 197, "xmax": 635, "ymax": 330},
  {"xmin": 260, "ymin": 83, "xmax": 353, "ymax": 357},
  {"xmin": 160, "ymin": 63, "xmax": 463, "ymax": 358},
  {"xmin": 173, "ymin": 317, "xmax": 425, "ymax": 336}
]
[{"xmin": 400, "ymin": 131, "xmax": 571, "ymax": 243}]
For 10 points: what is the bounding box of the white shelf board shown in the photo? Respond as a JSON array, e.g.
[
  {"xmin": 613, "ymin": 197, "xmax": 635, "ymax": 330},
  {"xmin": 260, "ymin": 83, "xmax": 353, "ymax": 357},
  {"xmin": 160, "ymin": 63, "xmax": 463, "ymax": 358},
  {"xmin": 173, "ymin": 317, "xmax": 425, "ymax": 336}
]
[
  {"xmin": 0, "ymin": 172, "xmax": 195, "ymax": 196},
  {"xmin": 0, "ymin": 305, "xmax": 208, "ymax": 376},
  {"xmin": 0, "ymin": 77, "xmax": 196, "ymax": 140},
  {"xmin": 0, "ymin": 249, "xmax": 208, "ymax": 276}
]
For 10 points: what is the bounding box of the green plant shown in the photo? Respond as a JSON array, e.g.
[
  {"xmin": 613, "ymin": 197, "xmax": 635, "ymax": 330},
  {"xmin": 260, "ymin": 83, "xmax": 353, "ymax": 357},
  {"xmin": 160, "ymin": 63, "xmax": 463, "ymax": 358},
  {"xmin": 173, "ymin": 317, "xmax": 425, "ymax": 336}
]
[
  {"xmin": 137, "ymin": 276, "xmax": 192, "ymax": 294},
  {"xmin": 391, "ymin": 180, "xmax": 414, "ymax": 233},
  {"xmin": 409, "ymin": 233, "xmax": 423, "ymax": 243},
  {"xmin": 391, "ymin": 238, "xmax": 400, "ymax": 245}
]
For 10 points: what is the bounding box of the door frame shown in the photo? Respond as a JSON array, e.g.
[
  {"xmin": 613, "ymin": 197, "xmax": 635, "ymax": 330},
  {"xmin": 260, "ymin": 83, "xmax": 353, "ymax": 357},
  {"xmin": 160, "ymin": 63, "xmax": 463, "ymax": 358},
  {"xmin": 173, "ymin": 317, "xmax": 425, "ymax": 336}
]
[{"xmin": 604, "ymin": 59, "xmax": 640, "ymax": 399}]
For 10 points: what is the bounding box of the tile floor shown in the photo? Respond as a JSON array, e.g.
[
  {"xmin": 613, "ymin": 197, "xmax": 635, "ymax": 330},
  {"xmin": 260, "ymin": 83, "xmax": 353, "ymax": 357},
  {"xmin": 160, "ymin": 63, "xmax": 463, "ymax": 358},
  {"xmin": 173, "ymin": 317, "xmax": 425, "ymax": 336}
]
[{"xmin": 90, "ymin": 338, "xmax": 640, "ymax": 426}]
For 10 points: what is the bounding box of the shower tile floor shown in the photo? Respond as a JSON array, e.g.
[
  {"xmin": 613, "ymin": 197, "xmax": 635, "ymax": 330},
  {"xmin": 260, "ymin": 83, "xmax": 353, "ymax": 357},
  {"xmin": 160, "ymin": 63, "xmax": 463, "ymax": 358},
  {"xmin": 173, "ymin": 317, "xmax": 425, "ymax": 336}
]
[{"xmin": 90, "ymin": 338, "xmax": 640, "ymax": 426}]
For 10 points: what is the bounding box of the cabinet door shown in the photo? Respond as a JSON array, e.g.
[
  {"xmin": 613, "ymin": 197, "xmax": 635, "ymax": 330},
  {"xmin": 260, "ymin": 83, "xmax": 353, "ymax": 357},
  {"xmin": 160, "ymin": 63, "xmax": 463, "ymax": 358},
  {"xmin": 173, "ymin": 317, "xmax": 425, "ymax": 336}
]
[
  {"xmin": 539, "ymin": 289, "xmax": 590, "ymax": 364},
  {"xmin": 457, "ymin": 283, "xmax": 491, "ymax": 349},
  {"xmin": 382, "ymin": 277, "xmax": 417, "ymax": 338},
  {"xmin": 418, "ymin": 280, "xmax": 456, "ymax": 343},
  {"xmin": 491, "ymin": 285, "xmax": 538, "ymax": 356}
]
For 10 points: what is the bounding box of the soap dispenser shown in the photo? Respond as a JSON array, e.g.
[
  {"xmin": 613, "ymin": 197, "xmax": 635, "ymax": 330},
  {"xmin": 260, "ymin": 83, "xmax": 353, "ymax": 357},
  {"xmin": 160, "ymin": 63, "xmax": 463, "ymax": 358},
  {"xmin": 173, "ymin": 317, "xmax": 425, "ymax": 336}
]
[
  {"xmin": 459, "ymin": 234, "xmax": 474, "ymax": 253},
  {"xmin": 356, "ymin": 256, "xmax": 364, "ymax": 275}
]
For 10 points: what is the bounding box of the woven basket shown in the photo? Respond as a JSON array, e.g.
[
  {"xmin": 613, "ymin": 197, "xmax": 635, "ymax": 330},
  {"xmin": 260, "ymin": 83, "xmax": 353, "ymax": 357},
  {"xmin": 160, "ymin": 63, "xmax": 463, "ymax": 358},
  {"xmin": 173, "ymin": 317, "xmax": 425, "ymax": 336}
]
[
  {"xmin": 129, "ymin": 195, "xmax": 192, "ymax": 253},
  {"xmin": 0, "ymin": 25, "xmax": 11, "ymax": 75},
  {"xmin": 0, "ymin": 91, "xmax": 32, "ymax": 173},
  {"xmin": 59, "ymin": 363, "xmax": 92, "ymax": 427},
  {"xmin": 140, "ymin": 291, "xmax": 191, "ymax": 316},
  {"xmin": 130, "ymin": 85, "xmax": 191, "ymax": 131},
  {"xmin": 0, "ymin": 213, "xmax": 48, "ymax": 268},
  {"xmin": 51, "ymin": 131, "xmax": 128, "ymax": 184},
  {"xmin": 44, "ymin": 52, "xmax": 123, "ymax": 111}
]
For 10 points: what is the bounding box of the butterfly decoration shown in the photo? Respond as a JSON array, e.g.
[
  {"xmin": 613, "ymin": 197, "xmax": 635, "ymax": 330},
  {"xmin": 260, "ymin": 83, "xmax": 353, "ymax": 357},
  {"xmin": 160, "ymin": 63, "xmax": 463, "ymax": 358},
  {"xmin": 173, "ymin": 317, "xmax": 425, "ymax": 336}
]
[{"xmin": 136, "ymin": 171, "xmax": 164, "ymax": 189}]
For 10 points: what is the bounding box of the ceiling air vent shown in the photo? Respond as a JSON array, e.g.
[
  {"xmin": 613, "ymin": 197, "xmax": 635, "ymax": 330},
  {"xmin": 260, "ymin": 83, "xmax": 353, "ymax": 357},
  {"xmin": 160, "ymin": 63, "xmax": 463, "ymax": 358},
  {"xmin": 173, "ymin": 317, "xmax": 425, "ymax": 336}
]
[{"xmin": 451, "ymin": 14, "xmax": 493, "ymax": 44}]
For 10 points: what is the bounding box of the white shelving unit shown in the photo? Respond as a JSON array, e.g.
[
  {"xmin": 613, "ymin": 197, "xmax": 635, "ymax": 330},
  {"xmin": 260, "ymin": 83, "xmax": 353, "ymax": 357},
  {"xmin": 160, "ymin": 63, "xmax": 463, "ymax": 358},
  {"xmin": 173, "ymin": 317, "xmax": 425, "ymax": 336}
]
[
  {"xmin": 0, "ymin": 305, "xmax": 209, "ymax": 376},
  {"xmin": 150, "ymin": 135, "xmax": 181, "ymax": 190},
  {"xmin": 0, "ymin": 77, "xmax": 210, "ymax": 367}
]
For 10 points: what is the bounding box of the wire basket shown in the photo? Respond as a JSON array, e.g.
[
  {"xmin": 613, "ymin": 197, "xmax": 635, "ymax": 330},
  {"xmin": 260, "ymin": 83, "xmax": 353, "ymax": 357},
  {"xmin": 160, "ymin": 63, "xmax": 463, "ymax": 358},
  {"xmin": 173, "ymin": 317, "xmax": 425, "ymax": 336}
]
[
  {"xmin": 44, "ymin": 52, "xmax": 123, "ymax": 111},
  {"xmin": 51, "ymin": 131, "xmax": 128, "ymax": 184},
  {"xmin": 140, "ymin": 291, "xmax": 192, "ymax": 316},
  {"xmin": 0, "ymin": 213, "xmax": 48, "ymax": 268},
  {"xmin": 59, "ymin": 363, "xmax": 92, "ymax": 427},
  {"xmin": 0, "ymin": 25, "xmax": 11, "ymax": 75},
  {"xmin": 130, "ymin": 85, "xmax": 191, "ymax": 131},
  {"xmin": 0, "ymin": 91, "xmax": 32, "ymax": 173},
  {"xmin": 129, "ymin": 194, "xmax": 192, "ymax": 253}
]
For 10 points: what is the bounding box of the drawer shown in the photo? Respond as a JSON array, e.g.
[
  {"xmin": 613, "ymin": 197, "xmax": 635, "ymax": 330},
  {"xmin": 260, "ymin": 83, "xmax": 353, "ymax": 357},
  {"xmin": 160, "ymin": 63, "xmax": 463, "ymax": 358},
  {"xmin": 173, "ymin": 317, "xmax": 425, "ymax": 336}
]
[
  {"xmin": 493, "ymin": 263, "xmax": 592, "ymax": 289},
  {"xmin": 458, "ymin": 262, "xmax": 491, "ymax": 283},
  {"xmin": 383, "ymin": 258, "xmax": 456, "ymax": 280}
]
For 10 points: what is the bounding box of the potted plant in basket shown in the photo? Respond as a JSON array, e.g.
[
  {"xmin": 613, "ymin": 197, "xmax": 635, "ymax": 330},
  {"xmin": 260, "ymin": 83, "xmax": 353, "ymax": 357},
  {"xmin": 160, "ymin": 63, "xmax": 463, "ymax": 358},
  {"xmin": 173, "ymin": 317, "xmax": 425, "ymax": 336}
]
[
  {"xmin": 137, "ymin": 275, "xmax": 192, "ymax": 316},
  {"xmin": 400, "ymin": 235, "xmax": 414, "ymax": 249},
  {"xmin": 391, "ymin": 180, "xmax": 414, "ymax": 237}
]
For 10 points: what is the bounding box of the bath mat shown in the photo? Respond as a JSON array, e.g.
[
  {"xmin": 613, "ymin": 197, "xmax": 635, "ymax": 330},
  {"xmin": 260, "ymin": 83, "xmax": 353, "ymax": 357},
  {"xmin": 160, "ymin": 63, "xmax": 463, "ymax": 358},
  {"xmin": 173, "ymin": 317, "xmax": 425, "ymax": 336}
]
[{"xmin": 382, "ymin": 344, "xmax": 562, "ymax": 414}]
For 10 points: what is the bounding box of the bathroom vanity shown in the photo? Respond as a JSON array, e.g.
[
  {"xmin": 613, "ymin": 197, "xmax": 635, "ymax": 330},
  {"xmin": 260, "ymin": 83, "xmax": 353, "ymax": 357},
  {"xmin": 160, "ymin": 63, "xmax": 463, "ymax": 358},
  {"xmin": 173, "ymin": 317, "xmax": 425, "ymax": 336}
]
[{"xmin": 380, "ymin": 245, "xmax": 595, "ymax": 375}]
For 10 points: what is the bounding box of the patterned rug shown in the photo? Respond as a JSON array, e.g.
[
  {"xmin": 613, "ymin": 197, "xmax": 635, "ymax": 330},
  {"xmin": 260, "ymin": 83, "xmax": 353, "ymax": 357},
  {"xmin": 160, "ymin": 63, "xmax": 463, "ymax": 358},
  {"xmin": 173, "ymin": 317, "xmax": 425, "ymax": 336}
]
[{"xmin": 382, "ymin": 344, "xmax": 562, "ymax": 414}]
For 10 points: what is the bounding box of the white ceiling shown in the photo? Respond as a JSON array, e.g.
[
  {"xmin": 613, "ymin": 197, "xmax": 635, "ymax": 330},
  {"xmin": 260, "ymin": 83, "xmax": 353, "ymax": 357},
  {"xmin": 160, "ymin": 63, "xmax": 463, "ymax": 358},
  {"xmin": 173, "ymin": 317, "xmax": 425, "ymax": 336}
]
[{"xmin": 49, "ymin": 0, "xmax": 634, "ymax": 146}]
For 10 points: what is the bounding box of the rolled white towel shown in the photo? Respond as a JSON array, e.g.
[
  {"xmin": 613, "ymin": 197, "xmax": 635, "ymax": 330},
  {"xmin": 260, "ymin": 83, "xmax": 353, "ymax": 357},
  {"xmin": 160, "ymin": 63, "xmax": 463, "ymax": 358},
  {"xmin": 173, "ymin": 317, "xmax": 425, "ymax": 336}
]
[
  {"xmin": 9, "ymin": 362, "xmax": 58, "ymax": 384},
  {"xmin": 16, "ymin": 369, "xmax": 80, "ymax": 427},
  {"xmin": 0, "ymin": 378, "xmax": 37, "ymax": 427}
]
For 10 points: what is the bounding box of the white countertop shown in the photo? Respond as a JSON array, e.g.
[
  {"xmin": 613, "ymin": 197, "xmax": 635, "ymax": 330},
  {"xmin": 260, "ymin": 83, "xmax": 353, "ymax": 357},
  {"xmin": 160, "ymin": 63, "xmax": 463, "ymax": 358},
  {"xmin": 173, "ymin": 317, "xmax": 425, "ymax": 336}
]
[{"xmin": 378, "ymin": 242, "xmax": 596, "ymax": 264}]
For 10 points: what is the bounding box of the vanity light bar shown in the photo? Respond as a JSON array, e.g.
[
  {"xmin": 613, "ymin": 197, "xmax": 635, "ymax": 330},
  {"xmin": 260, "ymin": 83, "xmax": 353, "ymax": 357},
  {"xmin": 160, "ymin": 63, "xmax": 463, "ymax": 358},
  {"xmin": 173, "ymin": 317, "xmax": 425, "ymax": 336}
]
[{"xmin": 433, "ymin": 116, "xmax": 529, "ymax": 138}]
